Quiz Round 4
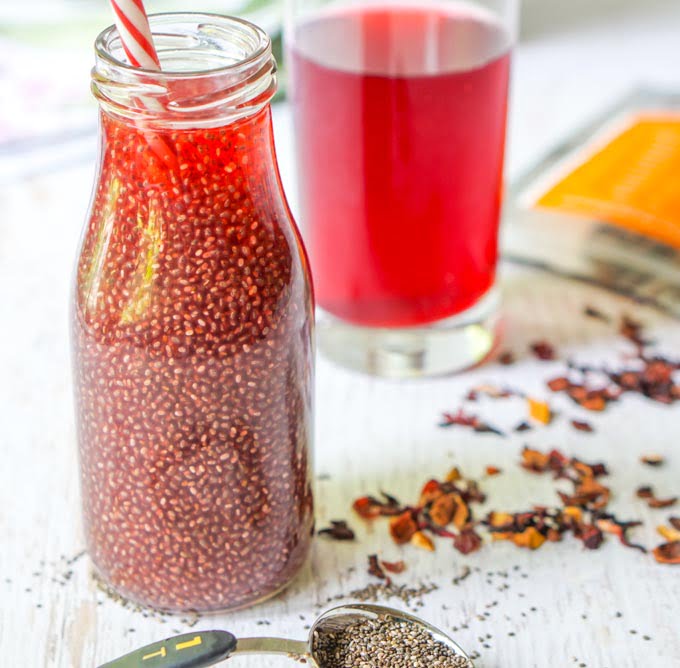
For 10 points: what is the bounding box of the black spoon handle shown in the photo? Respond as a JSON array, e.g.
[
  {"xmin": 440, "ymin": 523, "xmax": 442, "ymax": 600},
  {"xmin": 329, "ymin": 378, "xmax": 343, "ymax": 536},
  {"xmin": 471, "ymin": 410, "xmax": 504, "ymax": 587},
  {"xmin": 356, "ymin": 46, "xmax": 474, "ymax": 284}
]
[{"xmin": 98, "ymin": 630, "xmax": 237, "ymax": 668}]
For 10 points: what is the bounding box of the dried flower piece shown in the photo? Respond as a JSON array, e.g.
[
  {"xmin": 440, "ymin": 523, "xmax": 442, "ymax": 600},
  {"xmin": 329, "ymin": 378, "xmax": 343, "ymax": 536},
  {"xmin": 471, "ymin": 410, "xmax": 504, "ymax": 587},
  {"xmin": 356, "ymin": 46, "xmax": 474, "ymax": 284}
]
[
  {"xmin": 576, "ymin": 524, "xmax": 604, "ymax": 550},
  {"xmin": 520, "ymin": 447, "xmax": 551, "ymax": 473},
  {"xmin": 636, "ymin": 485, "xmax": 677, "ymax": 509},
  {"xmin": 572, "ymin": 459, "xmax": 608, "ymax": 479},
  {"xmin": 445, "ymin": 467, "xmax": 462, "ymax": 483},
  {"xmin": 657, "ymin": 525, "xmax": 680, "ymax": 543},
  {"xmin": 584, "ymin": 305, "xmax": 610, "ymax": 322},
  {"xmin": 473, "ymin": 384, "xmax": 515, "ymax": 399},
  {"xmin": 353, "ymin": 494, "xmax": 402, "ymax": 519},
  {"xmin": 512, "ymin": 527, "xmax": 546, "ymax": 550},
  {"xmin": 579, "ymin": 395, "xmax": 607, "ymax": 412},
  {"xmin": 429, "ymin": 493, "xmax": 456, "ymax": 527},
  {"xmin": 652, "ymin": 541, "xmax": 680, "ymax": 565},
  {"xmin": 528, "ymin": 398, "xmax": 552, "ymax": 424},
  {"xmin": 389, "ymin": 511, "xmax": 418, "ymax": 544},
  {"xmin": 452, "ymin": 495, "xmax": 470, "ymax": 530},
  {"xmin": 419, "ymin": 479, "xmax": 444, "ymax": 506},
  {"xmin": 485, "ymin": 466, "xmax": 502, "ymax": 476},
  {"xmin": 547, "ymin": 376, "xmax": 570, "ymax": 392},
  {"xmin": 620, "ymin": 315, "xmax": 647, "ymax": 347},
  {"xmin": 571, "ymin": 420, "xmax": 594, "ymax": 433},
  {"xmin": 453, "ymin": 528, "xmax": 483, "ymax": 555},
  {"xmin": 640, "ymin": 454, "xmax": 664, "ymax": 467},
  {"xmin": 498, "ymin": 351, "xmax": 515, "ymax": 365},
  {"xmin": 487, "ymin": 511, "xmax": 514, "ymax": 529},
  {"xmin": 648, "ymin": 496, "xmax": 678, "ymax": 509},
  {"xmin": 514, "ymin": 421, "xmax": 532, "ymax": 432},
  {"xmin": 670, "ymin": 517, "xmax": 680, "ymax": 531},
  {"xmin": 440, "ymin": 410, "xmax": 504, "ymax": 436},
  {"xmin": 381, "ymin": 559, "xmax": 406, "ymax": 574},
  {"xmin": 594, "ymin": 517, "xmax": 645, "ymax": 552},
  {"xmin": 318, "ymin": 520, "xmax": 356, "ymax": 541},
  {"xmin": 367, "ymin": 554, "xmax": 390, "ymax": 583},
  {"xmin": 531, "ymin": 341, "xmax": 557, "ymax": 360},
  {"xmin": 411, "ymin": 531, "xmax": 435, "ymax": 551}
]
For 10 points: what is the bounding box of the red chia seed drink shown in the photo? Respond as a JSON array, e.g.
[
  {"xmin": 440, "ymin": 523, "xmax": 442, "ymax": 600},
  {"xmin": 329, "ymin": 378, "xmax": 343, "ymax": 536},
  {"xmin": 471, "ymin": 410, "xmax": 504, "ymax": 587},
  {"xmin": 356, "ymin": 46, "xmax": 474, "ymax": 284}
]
[
  {"xmin": 290, "ymin": 5, "xmax": 511, "ymax": 328},
  {"xmin": 71, "ymin": 15, "xmax": 314, "ymax": 612}
]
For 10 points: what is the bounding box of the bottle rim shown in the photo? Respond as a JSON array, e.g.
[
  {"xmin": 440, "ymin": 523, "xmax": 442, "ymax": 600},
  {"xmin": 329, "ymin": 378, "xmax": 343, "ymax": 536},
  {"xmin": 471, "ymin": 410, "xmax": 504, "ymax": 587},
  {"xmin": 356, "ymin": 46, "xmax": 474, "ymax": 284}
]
[
  {"xmin": 92, "ymin": 13, "xmax": 277, "ymax": 127},
  {"xmin": 95, "ymin": 12, "xmax": 271, "ymax": 78}
]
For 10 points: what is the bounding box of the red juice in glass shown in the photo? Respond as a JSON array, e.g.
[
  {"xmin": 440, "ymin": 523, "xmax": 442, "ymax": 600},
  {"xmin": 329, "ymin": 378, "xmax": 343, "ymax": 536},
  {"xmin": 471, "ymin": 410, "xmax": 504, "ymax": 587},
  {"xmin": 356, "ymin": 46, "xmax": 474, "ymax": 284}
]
[{"xmin": 290, "ymin": 5, "xmax": 511, "ymax": 329}]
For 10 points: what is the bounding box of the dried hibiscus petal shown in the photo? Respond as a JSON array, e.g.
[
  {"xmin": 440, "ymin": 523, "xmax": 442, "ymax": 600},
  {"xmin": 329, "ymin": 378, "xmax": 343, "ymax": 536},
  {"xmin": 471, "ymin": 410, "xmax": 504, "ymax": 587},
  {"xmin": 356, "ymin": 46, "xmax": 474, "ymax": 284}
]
[
  {"xmin": 419, "ymin": 479, "xmax": 444, "ymax": 506},
  {"xmin": 367, "ymin": 554, "xmax": 390, "ymax": 582},
  {"xmin": 594, "ymin": 517, "xmax": 645, "ymax": 552},
  {"xmin": 657, "ymin": 525, "xmax": 680, "ymax": 543},
  {"xmin": 547, "ymin": 376, "xmax": 570, "ymax": 392},
  {"xmin": 528, "ymin": 398, "xmax": 552, "ymax": 424},
  {"xmin": 381, "ymin": 559, "xmax": 406, "ymax": 574},
  {"xmin": 498, "ymin": 351, "xmax": 515, "ymax": 365},
  {"xmin": 640, "ymin": 454, "xmax": 664, "ymax": 467},
  {"xmin": 652, "ymin": 541, "xmax": 680, "ymax": 565},
  {"xmin": 576, "ymin": 524, "xmax": 604, "ymax": 550},
  {"xmin": 318, "ymin": 520, "xmax": 355, "ymax": 541},
  {"xmin": 584, "ymin": 305, "xmax": 610, "ymax": 322},
  {"xmin": 411, "ymin": 530, "xmax": 435, "ymax": 551},
  {"xmin": 571, "ymin": 419, "xmax": 594, "ymax": 433},
  {"xmin": 531, "ymin": 340, "xmax": 557, "ymax": 360},
  {"xmin": 428, "ymin": 493, "xmax": 456, "ymax": 527},
  {"xmin": 649, "ymin": 496, "xmax": 678, "ymax": 509},
  {"xmin": 453, "ymin": 527, "xmax": 483, "ymax": 555},
  {"xmin": 389, "ymin": 511, "xmax": 418, "ymax": 544},
  {"xmin": 636, "ymin": 485, "xmax": 678, "ymax": 509},
  {"xmin": 670, "ymin": 517, "xmax": 680, "ymax": 531},
  {"xmin": 512, "ymin": 527, "xmax": 546, "ymax": 550}
]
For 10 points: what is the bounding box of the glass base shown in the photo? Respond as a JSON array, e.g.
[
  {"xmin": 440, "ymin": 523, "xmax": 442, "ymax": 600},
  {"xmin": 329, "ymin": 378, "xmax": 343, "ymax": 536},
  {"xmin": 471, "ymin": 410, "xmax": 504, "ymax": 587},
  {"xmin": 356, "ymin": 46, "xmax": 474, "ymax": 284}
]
[{"xmin": 317, "ymin": 288, "xmax": 501, "ymax": 378}]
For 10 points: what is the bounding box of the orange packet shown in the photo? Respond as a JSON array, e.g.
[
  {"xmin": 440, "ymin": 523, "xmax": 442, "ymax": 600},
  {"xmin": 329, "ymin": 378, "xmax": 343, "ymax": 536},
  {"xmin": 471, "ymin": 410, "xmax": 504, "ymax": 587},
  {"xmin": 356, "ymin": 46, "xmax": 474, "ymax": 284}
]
[{"xmin": 530, "ymin": 113, "xmax": 680, "ymax": 249}]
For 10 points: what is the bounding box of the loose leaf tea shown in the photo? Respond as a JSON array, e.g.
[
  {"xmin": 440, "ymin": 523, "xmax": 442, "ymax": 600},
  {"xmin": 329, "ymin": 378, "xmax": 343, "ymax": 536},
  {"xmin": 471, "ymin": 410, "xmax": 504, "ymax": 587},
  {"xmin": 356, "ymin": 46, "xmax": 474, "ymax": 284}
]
[
  {"xmin": 354, "ymin": 468, "xmax": 486, "ymax": 555},
  {"xmin": 571, "ymin": 420, "xmax": 594, "ymax": 433},
  {"xmin": 584, "ymin": 305, "xmax": 611, "ymax": 322},
  {"xmin": 531, "ymin": 341, "xmax": 557, "ymax": 360},
  {"xmin": 652, "ymin": 541, "xmax": 680, "ymax": 565},
  {"xmin": 354, "ymin": 447, "xmax": 648, "ymax": 558},
  {"xmin": 636, "ymin": 485, "xmax": 677, "ymax": 509},
  {"xmin": 640, "ymin": 454, "xmax": 665, "ymax": 467},
  {"xmin": 318, "ymin": 521, "xmax": 356, "ymax": 541},
  {"xmin": 440, "ymin": 410, "xmax": 504, "ymax": 436}
]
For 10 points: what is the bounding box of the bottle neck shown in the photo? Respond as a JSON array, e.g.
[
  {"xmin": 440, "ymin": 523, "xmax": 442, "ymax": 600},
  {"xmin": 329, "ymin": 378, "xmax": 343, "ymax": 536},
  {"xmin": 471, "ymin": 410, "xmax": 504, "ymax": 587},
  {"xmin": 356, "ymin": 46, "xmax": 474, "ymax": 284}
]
[{"xmin": 91, "ymin": 13, "xmax": 277, "ymax": 130}]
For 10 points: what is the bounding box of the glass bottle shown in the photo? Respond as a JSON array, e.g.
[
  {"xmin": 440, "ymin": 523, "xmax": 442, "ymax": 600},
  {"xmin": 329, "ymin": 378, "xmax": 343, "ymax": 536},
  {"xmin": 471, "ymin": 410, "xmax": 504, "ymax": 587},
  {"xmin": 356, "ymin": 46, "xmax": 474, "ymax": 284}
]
[{"xmin": 71, "ymin": 14, "xmax": 314, "ymax": 612}]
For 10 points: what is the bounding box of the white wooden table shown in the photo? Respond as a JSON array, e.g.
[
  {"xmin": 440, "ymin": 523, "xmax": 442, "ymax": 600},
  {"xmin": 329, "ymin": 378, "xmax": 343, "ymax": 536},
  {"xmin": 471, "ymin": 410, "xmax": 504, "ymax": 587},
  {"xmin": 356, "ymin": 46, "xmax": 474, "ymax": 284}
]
[{"xmin": 2, "ymin": 2, "xmax": 680, "ymax": 666}]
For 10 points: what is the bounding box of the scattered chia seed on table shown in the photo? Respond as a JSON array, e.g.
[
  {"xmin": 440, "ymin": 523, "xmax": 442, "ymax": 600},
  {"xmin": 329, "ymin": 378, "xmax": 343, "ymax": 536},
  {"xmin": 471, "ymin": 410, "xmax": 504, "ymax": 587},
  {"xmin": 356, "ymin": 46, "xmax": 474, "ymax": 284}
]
[{"xmin": 312, "ymin": 614, "xmax": 472, "ymax": 667}]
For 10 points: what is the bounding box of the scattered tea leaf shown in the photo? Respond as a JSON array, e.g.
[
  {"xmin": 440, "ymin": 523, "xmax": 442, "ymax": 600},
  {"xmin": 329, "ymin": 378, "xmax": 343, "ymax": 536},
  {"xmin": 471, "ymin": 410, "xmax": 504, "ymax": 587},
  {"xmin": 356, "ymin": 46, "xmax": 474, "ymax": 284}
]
[
  {"xmin": 318, "ymin": 520, "xmax": 355, "ymax": 541},
  {"xmin": 652, "ymin": 541, "xmax": 680, "ymax": 565},
  {"xmin": 571, "ymin": 419, "xmax": 594, "ymax": 433},
  {"xmin": 640, "ymin": 454, "xmax": 664, "ymax": 467}
]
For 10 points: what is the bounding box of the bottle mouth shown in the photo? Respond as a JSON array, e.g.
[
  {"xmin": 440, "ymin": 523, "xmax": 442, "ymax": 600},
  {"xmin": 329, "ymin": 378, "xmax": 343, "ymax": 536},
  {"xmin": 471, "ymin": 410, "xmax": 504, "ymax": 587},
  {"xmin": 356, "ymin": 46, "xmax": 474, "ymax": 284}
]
[{"xmin": 92, "ymin": 13, "xmax": 277, "ymax": 127}]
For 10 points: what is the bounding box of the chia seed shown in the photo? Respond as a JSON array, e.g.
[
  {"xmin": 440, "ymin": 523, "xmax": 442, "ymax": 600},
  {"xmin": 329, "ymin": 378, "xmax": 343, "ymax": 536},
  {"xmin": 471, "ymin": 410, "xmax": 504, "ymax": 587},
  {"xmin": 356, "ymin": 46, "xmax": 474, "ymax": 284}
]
[{"xmin": 312, "ymin": 615, "xmax": 472, "ymax": 668}]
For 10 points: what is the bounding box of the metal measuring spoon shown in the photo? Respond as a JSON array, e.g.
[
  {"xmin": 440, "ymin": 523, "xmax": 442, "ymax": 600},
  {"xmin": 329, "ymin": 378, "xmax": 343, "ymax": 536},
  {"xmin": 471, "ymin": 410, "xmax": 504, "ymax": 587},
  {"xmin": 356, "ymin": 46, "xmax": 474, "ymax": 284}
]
[{"xmin": 98, "ymin": 603, "xmax": 473, "ymax": 667}]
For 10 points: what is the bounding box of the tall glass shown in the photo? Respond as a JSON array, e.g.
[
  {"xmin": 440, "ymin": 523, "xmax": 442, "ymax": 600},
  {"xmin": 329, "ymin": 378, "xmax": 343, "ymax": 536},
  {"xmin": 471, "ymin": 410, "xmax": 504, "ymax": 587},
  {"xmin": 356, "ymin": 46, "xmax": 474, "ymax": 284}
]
[{"xmin": 286, "ymin": 0, "xmax": 517, "ymax": 377}]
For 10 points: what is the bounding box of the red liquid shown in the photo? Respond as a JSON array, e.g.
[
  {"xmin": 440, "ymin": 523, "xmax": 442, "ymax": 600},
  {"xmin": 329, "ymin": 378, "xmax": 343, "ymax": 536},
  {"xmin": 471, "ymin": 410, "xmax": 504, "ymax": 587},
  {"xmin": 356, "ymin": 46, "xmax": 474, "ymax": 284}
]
[
  {"xmin": 291, "ymin": 6, "xmax": 511, "ymax": 327},
  {"xmin": 72, "ymin": 108, "xmax": 314, "ymax": 612}
]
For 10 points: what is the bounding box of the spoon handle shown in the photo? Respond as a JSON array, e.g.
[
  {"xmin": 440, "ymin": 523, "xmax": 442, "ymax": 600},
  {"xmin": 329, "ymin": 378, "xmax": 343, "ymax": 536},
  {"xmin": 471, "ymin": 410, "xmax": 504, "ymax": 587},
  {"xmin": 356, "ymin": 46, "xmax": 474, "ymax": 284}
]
[{"xmin": 97, "ymin": 630, "xmax": 237, "ymax": 668}]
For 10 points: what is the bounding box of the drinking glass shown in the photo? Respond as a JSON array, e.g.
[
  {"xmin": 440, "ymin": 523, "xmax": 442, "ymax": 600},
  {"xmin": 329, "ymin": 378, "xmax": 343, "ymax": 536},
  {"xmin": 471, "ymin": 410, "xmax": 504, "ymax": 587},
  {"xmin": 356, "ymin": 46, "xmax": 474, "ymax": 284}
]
[{"xmin": 285, "ymin": 0, "xmax": 518, "ymax": 377}]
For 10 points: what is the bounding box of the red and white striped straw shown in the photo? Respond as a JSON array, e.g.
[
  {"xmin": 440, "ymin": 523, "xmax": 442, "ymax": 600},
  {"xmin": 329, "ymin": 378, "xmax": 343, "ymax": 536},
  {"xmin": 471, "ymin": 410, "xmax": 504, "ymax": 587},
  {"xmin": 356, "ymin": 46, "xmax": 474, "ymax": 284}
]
[{"xmin": 110, "ymin": 0, "xmax": 161, "ymax": 70}]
